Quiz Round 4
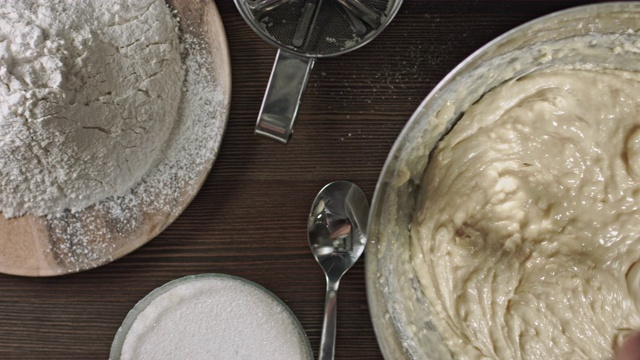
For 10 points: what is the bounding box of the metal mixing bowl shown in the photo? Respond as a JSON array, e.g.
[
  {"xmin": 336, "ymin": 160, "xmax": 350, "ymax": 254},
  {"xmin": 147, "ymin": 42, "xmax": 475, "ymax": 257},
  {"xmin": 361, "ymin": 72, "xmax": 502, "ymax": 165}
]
[{"xmin": 365, "ymin": 3, "xmax": 640, "ymax": 359}]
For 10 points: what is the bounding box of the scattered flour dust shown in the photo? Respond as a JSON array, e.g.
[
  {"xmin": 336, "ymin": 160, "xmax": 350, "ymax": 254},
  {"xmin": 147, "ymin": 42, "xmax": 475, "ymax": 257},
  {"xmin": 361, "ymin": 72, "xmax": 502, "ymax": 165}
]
[
  {"xmin": 0, "ymin": 1, "xmax": 229, "ymax": 272},
  {"xmin": 117, "ymin": 275, "xmax": 312, "ymax": 360},
  {"xmin": 0, "ymin": 0, "xmax": 185, "ymax": 218}
]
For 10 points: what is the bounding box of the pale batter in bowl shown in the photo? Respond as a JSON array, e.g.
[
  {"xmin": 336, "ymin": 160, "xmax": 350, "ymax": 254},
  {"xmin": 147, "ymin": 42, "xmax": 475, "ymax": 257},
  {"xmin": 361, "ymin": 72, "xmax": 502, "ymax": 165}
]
[
  {"xmin": 411, "ymin": 67, "xmax": 640, "ymax": 359},
  {"xmin": 365, "ymin": 4, "xmax": 640, "ymax": 360}
]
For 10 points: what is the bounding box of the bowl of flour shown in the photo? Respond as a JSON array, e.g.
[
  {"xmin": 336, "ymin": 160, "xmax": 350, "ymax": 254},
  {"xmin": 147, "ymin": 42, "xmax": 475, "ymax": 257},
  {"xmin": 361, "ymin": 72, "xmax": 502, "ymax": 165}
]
[
  {"xmin": 0, "ymin": 0, "xmax": 231, "ymax": 276},
  {"xmin": 110, "ymin": 274, "xmax": 313, "ymax": 360},
  {"xmin": 366, "ymin": 3, "xmax": 640, "ymax": 359}
]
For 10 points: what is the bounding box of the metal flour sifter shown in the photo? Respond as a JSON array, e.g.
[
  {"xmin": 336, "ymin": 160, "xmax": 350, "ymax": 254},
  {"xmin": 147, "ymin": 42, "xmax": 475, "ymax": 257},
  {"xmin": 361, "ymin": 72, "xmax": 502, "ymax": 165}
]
[{"xmin": 234, "ymin": 0, "xmax": 403, "ymax": 143}]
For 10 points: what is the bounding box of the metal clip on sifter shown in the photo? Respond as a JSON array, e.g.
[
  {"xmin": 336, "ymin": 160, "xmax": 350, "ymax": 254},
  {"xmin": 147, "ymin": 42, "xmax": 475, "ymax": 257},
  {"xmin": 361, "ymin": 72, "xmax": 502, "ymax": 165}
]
[{"xmin": 235, "ymin": 0, "xmax": 403, "ymax": 144}]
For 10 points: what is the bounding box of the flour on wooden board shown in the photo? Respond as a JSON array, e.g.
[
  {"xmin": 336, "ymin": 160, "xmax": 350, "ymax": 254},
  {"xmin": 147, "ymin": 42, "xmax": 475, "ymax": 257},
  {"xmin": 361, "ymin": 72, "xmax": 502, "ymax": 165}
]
[
  {"xmin": 43, "ymin": 33, "xmax": 226, "ymax": 271},
  {"xmin": 0, "ymin": 0, "xmax": 184, "ymax": 217}
]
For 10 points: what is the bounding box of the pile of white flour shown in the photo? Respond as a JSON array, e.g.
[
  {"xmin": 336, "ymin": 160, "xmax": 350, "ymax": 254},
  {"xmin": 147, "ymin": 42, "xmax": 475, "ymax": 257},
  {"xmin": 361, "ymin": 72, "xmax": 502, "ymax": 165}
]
[{"xmin": 0, "ymin": 0, "xmax": 184, "ymax": 217}]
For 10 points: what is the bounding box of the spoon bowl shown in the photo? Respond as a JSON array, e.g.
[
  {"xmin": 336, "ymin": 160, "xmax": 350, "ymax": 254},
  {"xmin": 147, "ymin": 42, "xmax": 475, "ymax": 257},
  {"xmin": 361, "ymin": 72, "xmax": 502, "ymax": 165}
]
[{"xmin": 308, "ymin": 181, "xmax": 369, "ymax": 360}]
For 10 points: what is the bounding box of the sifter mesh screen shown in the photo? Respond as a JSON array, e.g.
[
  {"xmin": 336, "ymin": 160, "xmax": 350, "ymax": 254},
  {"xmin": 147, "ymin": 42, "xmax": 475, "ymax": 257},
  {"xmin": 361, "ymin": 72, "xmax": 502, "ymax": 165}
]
[{"xmin": 244, "ymin": 0, "xmax": 394, "ymax": 56}]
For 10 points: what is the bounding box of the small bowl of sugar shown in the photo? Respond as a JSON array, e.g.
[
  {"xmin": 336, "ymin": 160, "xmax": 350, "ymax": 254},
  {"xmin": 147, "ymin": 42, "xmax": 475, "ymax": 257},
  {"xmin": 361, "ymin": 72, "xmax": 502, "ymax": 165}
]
[{"xmin": 110, "ymin": 273, "xmax": 313, "ymax": 360}]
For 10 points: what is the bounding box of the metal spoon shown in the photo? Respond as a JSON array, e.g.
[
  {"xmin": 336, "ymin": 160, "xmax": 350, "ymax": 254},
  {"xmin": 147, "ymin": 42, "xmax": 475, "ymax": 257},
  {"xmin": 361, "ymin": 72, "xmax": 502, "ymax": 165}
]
[{"xmin": 308, "ymin": 181, "xmax": 369, "ymax": 360}]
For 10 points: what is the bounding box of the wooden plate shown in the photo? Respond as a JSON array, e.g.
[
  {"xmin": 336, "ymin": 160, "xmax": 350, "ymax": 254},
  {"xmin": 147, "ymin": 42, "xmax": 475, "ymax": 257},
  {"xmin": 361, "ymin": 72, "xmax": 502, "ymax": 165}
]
[{"xmin": 0, "ymin": 0, "xmax": 231, "ymax": 276}]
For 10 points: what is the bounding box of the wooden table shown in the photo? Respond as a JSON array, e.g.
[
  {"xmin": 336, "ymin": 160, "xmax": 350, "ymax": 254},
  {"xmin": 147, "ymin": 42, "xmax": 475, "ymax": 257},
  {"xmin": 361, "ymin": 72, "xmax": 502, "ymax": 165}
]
[{"xmin": 0, "ymin": 1, "xmax": 608, "ymax": 358}]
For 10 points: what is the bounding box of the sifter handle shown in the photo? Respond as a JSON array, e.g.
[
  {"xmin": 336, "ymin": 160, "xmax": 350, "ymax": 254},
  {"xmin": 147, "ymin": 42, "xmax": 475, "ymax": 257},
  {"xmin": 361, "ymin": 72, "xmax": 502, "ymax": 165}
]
[{"xmin": 255, "ymin": 49, "xmax": 315, "ymax": 144}]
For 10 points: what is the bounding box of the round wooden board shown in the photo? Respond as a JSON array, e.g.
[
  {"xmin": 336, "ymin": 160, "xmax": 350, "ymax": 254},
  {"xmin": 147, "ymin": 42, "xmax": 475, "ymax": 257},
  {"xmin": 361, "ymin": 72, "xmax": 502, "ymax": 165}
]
[{"xmin": 0, "ymin": 0, "xmax": 232, "ymax": 277}]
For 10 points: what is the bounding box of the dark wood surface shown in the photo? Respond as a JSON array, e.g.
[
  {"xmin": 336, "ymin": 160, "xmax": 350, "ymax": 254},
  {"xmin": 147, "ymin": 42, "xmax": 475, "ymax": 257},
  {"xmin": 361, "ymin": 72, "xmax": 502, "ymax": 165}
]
[{"xmin": 0, "ymin": 1, "xmax": 608, "ymax": 359}]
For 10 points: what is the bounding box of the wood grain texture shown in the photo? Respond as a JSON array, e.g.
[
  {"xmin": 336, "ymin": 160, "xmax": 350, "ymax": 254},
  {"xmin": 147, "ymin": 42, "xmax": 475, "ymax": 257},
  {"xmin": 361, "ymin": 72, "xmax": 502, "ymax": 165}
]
[
  {"xmin": 0, "ymin": 0, "xmax": 231, "ymax": 277},
  {"xmin": 0, "ymin": 0, "xmax": 608, "ymax": 359}
]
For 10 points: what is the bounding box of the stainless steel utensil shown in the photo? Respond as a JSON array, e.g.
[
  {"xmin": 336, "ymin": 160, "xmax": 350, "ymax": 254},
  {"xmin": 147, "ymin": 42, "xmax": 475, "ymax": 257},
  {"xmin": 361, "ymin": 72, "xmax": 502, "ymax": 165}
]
[
  {"xmin": 308, "ymin": 181, "xmax": 369, "ymax": 360},
  {"xmin": 336, "ymin": 3, "xmax": 366, "ymax": 36},
  {"xmin": 335, "ymin": 0, "xmax": 381, "ymax": 28},
  {"xmin": 248, "ymin": 0, "xmax": 291, "ymax": 18},
  {"xmin": 293, "ymin": 0, "xmax": 319, "ymax": 47},
  {"xmin": 234, "ymin": 0, "xmax": 403, "ymax": 143}
]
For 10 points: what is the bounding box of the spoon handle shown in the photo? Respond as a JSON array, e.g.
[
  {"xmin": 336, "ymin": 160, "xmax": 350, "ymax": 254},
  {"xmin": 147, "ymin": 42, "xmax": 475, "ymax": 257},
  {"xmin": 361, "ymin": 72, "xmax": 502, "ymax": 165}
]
[{"xmin": 319, "ymin": 285, "xmax": 339, "ymax": 360}]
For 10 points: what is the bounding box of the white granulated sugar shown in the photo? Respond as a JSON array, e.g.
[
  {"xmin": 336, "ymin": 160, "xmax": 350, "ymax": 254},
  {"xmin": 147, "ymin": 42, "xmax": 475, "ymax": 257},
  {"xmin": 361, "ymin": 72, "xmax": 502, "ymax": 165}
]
[
  {"xmin": 0, "ymin": 0, "xmax": 184, "ymax": 217},
  {"xmin": 119, "ymin": 276, "xmax": 311, "ymax": 360}
]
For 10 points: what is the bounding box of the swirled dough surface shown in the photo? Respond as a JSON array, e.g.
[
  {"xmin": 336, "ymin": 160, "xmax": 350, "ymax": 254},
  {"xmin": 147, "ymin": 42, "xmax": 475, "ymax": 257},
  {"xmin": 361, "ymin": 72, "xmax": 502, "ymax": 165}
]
[{"xmin": 411, "ymin": 68, "xmax": 640, "ymax": 359}]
